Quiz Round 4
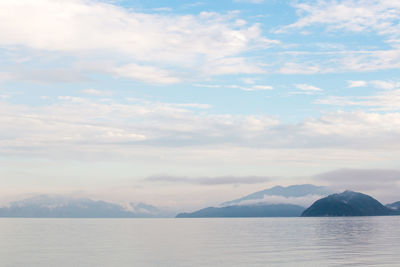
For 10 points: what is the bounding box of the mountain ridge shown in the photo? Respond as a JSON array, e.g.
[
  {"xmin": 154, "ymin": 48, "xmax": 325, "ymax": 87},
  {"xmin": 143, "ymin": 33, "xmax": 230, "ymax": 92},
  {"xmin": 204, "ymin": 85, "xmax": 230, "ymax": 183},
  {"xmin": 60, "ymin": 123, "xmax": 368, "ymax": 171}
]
[
  {"xmin": 176, "ymin": 204, "xmax": 305, "ymax": 218},
  {"xmin": 222, "ymin": 184, "xmax": 333, "ymax": 206},
  {"xmin": 0, "ymin": 195, "xmax": 170, "ymax": 218}
]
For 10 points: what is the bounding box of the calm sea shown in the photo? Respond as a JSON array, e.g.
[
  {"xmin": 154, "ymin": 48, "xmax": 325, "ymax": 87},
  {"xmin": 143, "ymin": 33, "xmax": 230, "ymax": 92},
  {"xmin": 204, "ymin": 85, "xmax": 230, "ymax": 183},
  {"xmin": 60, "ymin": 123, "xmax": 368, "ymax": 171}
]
[{"xmin": 0, "ymin": 217, "xmax": 399, "ymax": 266}]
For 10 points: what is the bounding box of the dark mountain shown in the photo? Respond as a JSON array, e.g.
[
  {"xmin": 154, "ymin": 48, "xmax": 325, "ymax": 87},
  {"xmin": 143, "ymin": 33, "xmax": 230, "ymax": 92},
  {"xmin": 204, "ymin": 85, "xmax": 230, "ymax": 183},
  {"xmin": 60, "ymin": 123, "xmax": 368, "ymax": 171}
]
[
  {"xmin": 0, "ymin": 195, "xmax": 169, "ymax": 218},
  {"xmin": 386, "ymin": 201, "xmax": 400, "ymax": 214},
  {"xmin": 302, "ymin": 190, "xmax": 394, "ymax": 217},
  {"xmin": 222, "ymin": 184, "xmax": 333, "ymax": 206},
  {"xmin": 176, "ymin": 204, "xmax": 305, "ymax": 218}
]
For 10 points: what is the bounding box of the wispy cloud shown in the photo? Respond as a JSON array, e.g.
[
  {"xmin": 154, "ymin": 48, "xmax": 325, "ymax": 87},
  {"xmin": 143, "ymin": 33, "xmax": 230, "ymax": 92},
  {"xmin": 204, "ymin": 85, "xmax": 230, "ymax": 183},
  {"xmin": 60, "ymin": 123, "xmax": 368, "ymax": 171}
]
[
  {"xmin": 348, "ymin": 80, "xmax": 368, "ymax": 88},
  {"xmin": 277, "ymin": 0, "xmax": 400, "ymax": 36},
  {"xmin": 114, "ymin": 64, "xmax": 181, "ymax": 84},
  {"xmin": 316, "ymin": 89, "xmax": 400, "ymax": 110},
  {"xmin": 145, "ymin": 175, "xmax": 270, "ymax": 185},
  {"xmin": 279, "ymin": 63, "xmax": 323, "ymax": 74},
  {"xmin": 241, "ymin": 85, "xmax": 274, "ymax": 91},
  {"xmin": 234, "ymin": 0, "xmax": 265, "ymax": 3},
  {"xmin": 81, "ymin": 89, "xmax": 113, "ymax": 96},
  {"xmin": 273, "ymin": 1, "xmax": 400, "ymax": 73},
  {"xmin": 348, "ymin": 80, "xmax": 400, "ymax": 89},
  {"xmin": 2, "ymin": 96, "xmax": 400, "ymax": 161},
  {"xmin": 295, "ymin": 84, "xmax": 322, "ymax": 91}
]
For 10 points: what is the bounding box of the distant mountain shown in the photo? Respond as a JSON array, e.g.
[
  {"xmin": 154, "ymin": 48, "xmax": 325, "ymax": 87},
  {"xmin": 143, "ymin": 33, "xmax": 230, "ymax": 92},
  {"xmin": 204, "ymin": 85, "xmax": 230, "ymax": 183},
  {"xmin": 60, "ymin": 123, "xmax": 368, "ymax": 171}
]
[
  {"xmin": 176, "ymin": 204, "xmax": 305, "ymax": 218},
  {"xmin": 129, "ymin": 202, "xmax": 159, "ymax": 214},
  {"xmin": 386, "ymin": 201, "xmax": 400, "ymax": 213},
  {"xmin": 0, "ymin": 195, "xmax": 168, "ymax": 218},
  {"xmin": 222, "ymin": 184, "xmax": 333, "ymax": 206},
  {"xmin": 128, "ymin": 202, "xmax": 176, "ymax": 218},
  {"xmin": 302, "ymin": 191, "xmax": 394, "ymax": 217}
]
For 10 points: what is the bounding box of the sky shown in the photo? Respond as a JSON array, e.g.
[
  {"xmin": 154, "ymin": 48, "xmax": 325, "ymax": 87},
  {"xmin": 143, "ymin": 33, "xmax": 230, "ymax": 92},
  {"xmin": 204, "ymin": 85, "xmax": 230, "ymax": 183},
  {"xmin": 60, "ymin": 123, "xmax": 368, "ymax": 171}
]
[{"xmin": 1, "ymin": 0, "xmax": 400, "ymax": 209}]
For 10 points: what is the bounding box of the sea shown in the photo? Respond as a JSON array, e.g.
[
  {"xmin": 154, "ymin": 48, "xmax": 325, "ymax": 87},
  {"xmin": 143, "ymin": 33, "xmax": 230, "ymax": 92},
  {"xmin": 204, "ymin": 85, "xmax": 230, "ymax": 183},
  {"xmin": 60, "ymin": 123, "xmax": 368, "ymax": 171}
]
[{"xmin": 0, "ymin": 217, "xmax": 399, "ymax": 266}]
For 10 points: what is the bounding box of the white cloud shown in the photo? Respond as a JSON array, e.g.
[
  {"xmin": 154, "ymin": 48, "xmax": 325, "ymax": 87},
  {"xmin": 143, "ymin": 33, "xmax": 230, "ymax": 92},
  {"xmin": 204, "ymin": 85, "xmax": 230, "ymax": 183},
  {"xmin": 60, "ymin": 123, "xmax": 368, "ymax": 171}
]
[
  {"xmin": 241, "ymin": 85, "xmax": 274, "ymax": 91},
  {"xmin": 2, "ymin": 97, "xmax": 400, "ymax": 160},
  {"xmin": 279, "ymin": 63, "xmax": 323, "ymax": 74},
  {"xmin": 279, "ymin": 0, "xmax": 400, "ymax": 36},
  {"xmin": 193, "ymin": 83, "xmax": 273, "ymax": 91},
  {"xmin": 347, "ymin": 80, "xmax": 367, "ymax": 88},
  {"xmin": 370, "ymin": 80, "xmax": 399, "ymax": 90},
  {"xmin": 202, "ymin": 57, "xmax": 266, "ymax": 76},
  {"xmin": 234, "ymin": 0, "xmax": 265, "ymax": 3},
  {"xmin": 340, "ymin": 50, "xmax": 400, "ymax": 72},
  {"xmin": 274, "ymin": 1, "xmax": 400, "ymax": 73},
  {"xmin": 347, "ymin": 80, "xmax": 400, "ymax": 89},
  {"xmin": 114, "ymin": 64, "xmax": 181, "ymax": 84},
  {"xmin": 276, "ymin": 49, "xmax": 400, "ymax": 74},
  {"xmin": 295, "ymin": 84, "xmax": 322, "ymax": 91},
  {"xmin": 0, "ymin": 0, "xmax": 275, "ymax": 83},
  {"xmin": 241, "ymin": 78, "xmax": 256, "ymax": 84},
  {"xmin": 317, "ymin": 89, "xmax": 400, "ymax": 111}
]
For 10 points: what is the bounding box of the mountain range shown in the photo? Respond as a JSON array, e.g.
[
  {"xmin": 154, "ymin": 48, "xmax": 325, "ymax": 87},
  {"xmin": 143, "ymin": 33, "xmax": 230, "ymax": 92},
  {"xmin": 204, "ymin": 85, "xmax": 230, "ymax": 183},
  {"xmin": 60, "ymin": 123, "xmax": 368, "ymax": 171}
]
[
  {"xmin": 0, "ymin": 195, "xmax": 172, "ymax": 218},
  {"xmin": 178, "ymin": 189, "xmax": 400, "ymax": 218},
  {"xmin": 1, "ymin": 185, "xmax": 399, "ymax": 218}
]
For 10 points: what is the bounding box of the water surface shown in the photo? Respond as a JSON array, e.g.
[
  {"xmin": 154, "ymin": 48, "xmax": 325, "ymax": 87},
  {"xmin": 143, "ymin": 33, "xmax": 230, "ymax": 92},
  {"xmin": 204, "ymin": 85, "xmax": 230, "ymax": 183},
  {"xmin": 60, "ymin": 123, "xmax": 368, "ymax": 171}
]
[{"xmin": 0, "ymin": 217, "xmax": 399, "ymax": 266}]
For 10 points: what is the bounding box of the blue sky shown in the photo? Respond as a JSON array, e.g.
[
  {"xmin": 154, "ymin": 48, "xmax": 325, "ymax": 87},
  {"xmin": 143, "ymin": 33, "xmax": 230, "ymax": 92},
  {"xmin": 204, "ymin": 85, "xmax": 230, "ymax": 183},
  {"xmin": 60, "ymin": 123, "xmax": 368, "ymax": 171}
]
[{"xmin": 1, "ymin": 0, "xmax": 400, "ymax": 208}]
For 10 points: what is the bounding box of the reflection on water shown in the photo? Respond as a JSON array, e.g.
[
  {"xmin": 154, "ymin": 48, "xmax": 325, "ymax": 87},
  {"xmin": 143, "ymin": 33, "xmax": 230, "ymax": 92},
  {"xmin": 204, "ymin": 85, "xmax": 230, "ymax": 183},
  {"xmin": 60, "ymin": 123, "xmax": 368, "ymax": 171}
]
[{"xmin": 0, "ymin": 217, "xmax": 399, "ymax": 266}]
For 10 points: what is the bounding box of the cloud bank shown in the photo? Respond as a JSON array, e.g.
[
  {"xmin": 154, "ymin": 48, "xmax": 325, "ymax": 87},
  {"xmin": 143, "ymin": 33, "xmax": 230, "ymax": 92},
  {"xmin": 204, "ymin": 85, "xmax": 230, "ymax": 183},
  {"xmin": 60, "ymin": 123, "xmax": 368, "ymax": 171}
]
[{"xmin": 0, "ymin": 0, "xmax": 275, "ymax": 83}]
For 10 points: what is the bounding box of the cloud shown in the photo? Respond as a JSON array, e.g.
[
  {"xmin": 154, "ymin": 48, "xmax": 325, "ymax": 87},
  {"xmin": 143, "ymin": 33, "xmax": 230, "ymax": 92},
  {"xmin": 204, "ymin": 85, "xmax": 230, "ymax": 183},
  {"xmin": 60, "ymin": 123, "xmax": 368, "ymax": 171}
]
[
  {"xmin": 0, "ymin": 72, "xmax": 12, "ymax": 82},
  {"xmin": 295, "ymin": 84, "xmax": 322, "ymax": 91},
  {"xmin": 201, "ymin": 57, "xmax": 267, "ymax": 76},
  {"xmin": 234, "ymin": 0, "xmax": 265, "ymax": 3},
  {"xmin": 0, "ymin": 0, "xmax": 275, "ymax": 83},
  {"xmin": 194, "ymin": 83, "xmax": 273, "ymax": 91},
  {"xmin": 273, "ymin": 1, "xmax": 400, "ymax": 73},
  {"xmin": 145, "ymin": 175, "xmax": 270, "ymax": 185},
  {"xmin": 290, "ymin": 84, "xmax": 322, "ymax": 95},
  {"xmin": 114, "ymin": 64, "xmax": 181, "ymax": 84},
  {"xmin": 2, "ymin": 96, "xmax": 400, "ymax": 160},
  {"xmin": 289, "ymin": 84, "xmax": 322, "ymax": 95},
  {"xmin": 313, "ymin": 168, "xmax": 400, "ymax": 203},
  {"xmin": 241, "ymin": 85, "xmax": 274, "ymax": 91},
  {"xmin": 347, "ymin": 80, "xmax": 400, "ymax": 89},
  {"xmin": 348, "ymin": 80, "xmax": 367, "ymax": 88},
  {"xmin": 279, "ymin": 63, "xmax": 323, "ymax": 74},
  {"xmin": 370, "ymin": 80, "xmax": 400, "ymax": 90},
  {"xmin": 316, "ymin": 89, "xmax": 400, "ymax": 111},
  {"xmin": 3, "ymin": 68, "xmax": 88, "ymax": 83},
  {"xmin": 0, "ymin": 94, "xmax": 10, "ymax": 99},
  {"xmin": 276, "ymin": 49, "xmax": 400, "ymax": 74},
  {"xmin": 278, "ymin": 0, "xmax": 400, "ymax": 36},
  {"xmin": 316, "ymin": 168, "xmax": 400, "ymax": 186},
  {"xmin": 81, "ymin": 89, "xmax": 113, "ymax": 96}
]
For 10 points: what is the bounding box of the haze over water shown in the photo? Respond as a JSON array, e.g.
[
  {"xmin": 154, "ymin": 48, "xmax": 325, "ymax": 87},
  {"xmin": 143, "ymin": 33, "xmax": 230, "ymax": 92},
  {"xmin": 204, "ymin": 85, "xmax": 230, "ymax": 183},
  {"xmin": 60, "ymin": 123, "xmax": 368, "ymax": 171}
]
[{"xmin": 1, "ymin": 217, "xmax": 399, "ymax": 266}]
